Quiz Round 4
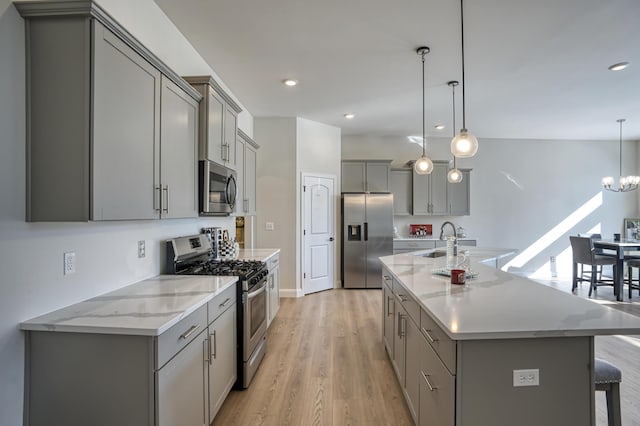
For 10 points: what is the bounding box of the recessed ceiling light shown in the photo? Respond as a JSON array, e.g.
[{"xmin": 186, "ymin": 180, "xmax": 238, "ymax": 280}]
[
  {"xmin": 608, "ymin": 62, "xmax": 629, "ymax": 71},
  {"xmin": 283, "ymin": 79, "xmax": 298, "ymax": 86},
  {"xmin": 344, "ymin": 113, "xmax": 355, "ymax": 119},
  {"xmin": 434, "ymin": 124, "xmax": 445, "ymax": 130}
]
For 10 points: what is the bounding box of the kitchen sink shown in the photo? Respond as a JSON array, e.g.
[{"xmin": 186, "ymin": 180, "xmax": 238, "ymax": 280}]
[{"xmin": 422, "ymin": 250, "xmax": 447, "ymax": 258}]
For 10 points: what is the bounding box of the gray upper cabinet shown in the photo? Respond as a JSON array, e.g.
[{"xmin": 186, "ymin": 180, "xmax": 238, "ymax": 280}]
[
  {"xmin": 413, "ymin": 162, "xmax": 471, "ymax": 216},
  {"xmin": 390, "ymin": 168, "xmax": 412, "ymax": 215},
  {"xmin": 184, "ymin": 76, "xmax": 242, "ymax": 171},
  {"xmin": 17, "ymin": 2, "xmax": 202, "ymax": 222},
  {"xmin": 412, "ymin": 161, "xmax": 448, "ymax": 216},
  {"xmin": 159, "ymin": 76, "xmax": 199, "ymax": 219},
  {"xmin": 235, "ymin": 130, "xmax": 259, "ymax": 216},
  {"xmin": 341, "ymin": 160, "xmax": 391, "ymax": 192},
  {"xmin": 447, "ymin": 169, "xmax": 471, "ymax": 216}
]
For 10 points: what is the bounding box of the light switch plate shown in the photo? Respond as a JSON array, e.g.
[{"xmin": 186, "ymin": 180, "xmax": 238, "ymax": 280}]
[
  {"xmin": 266, "ymin": 222, "xmax": 274, "ymax": 231},
  {"xmin": 138, "ymin": 240, "xmax": 146, "ymax": 258}
]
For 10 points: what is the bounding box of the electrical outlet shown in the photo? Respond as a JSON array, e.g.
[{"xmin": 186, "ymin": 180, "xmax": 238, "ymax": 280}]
[
  {"xmin": 64, "ymin": 252, "xmax": 76, "ymax": 275},
  {"xmin": 513, "ymin": 369, "xmax": 540, "ymax": 387},
  {"xmin": 138, "ymin": 240, "xmax": 146, "ymax": 258},
  {"xmin": 266, "ymin": 222, "xmax": 274, "ymax": 231}
]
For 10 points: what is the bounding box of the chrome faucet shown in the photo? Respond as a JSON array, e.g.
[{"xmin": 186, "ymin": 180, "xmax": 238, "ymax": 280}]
[{"xmin": 439, "ymin": 221, "xmax": 458, "ymax": 255}]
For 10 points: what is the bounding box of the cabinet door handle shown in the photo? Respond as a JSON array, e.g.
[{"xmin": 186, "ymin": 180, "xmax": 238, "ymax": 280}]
[
  {"xmin": 401, "ymin": 315, "xmax": 406, "ymax": 337},
  {"xmin": 397, "ymin": 312, "xmax": 402, "ymax": 338},
  {"xmin": 386, "ymin": 296, "xmax": 394, "ymax": 317},
  {"xmin": 210, "ymin": 330, "xmax": 217, "ymax": 359},
  {"xmin": 204, "ymin": 337, "xmax": 211, "ymax": 364},
  {"xmin": 422, "ymin": 327, "xmax": 438, "ymax": 343},
  {"xmin": 398, "ymin": 294, "xmax": 408, "ymax": 302},
  {"xmin": 154, "ymin": 186, "xmax": 161, "ymax": 212},
  {"xmin": 219, "ymin": 298, "xmax": 231, "ymax": 308},
  {"xmin": 179, "ymin": 325, "xmax": 199, "ymax": 340},
  {"xmin": 422, "ymin": 371, "xmax": 438, "ymax": 391},
  {"xmin": 162, "ymin": 185, "xmax": 169, "ymax": 213}
]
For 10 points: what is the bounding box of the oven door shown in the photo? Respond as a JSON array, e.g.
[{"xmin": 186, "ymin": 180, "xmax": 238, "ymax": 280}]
[
  {"xmin": 199, "ymin": 161, "xmax": 237, "ymax": 215},
  {"xmin": 243, "ymin": 278, "xmax": 268, "ymax": 359}
]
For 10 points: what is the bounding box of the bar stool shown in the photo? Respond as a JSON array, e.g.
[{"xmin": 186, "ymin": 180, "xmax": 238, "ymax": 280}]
[
  {"xmin": 570, "ymin": 236, "xmax": 617, "ymax": 296},
  {"xmin": 626, "ymin": 258, "xmax": 640, "ymax": 299},
  {"xmin": 595, "ymin": 358, "xmax": 622, "ymax": 426}
]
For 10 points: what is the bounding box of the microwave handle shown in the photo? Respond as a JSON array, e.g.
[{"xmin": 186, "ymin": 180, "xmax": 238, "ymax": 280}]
[{"xmin": 226, "ymin": 174, "xmax": 237, "ymax": 208}]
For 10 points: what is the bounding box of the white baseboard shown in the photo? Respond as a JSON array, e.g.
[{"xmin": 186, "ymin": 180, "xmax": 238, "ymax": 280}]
[{"xmin": 280, "ymin": 288, "xmax": 304, "ymax": 298}]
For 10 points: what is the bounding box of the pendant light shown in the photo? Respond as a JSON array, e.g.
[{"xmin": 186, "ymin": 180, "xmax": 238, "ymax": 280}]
[
  {"xmin": 602, "ymin": 119, "xmax": 640, "ymax": 192},
  {"xmin": 447, "ymin": 81, "xmax": 463, "ymax": 183},
  {"xmin": 450, "ymin": 0, "xmax": 478, "ymax": 158},
  {"xmin": 414, "ymin": 46, "xmax": 434, "ymax": 175}
]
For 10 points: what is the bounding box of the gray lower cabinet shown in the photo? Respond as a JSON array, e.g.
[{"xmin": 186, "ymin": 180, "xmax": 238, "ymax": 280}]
[
  {"xmin": 184, "ymin": 76, "xmax": 242, "ymax": 170},
  {"xmin": 267, "ymin": 253, "xmax": 280, "ymax": 327},
  {"xmin": 418, "ymin": 335, "xmax": 455, "ymax": 426},
  {"xmin": 17, "ymin": 2, "xmax": 201, "ymax": 222},
  {"xmin": 24, "ymin": 288, "xmax": 238, "ymax": 426},
  {"xmin": 382, "ymin": 274, "xmax": 395, "ymax": 356},
  {"xmin": 157, "ymin": 330, "xmax": 207, "ymax": 426},
  {"xmin": 207, "ymin": 290, "xmax": 237, "ymax": 422},
  {"xmin": 235, "ymin": 130, "xmax": 259, "ymax": 216}
]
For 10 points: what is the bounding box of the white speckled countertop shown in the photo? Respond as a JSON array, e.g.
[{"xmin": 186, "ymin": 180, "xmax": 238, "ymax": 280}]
[
  {"xmin": 381, "ymin": 249, "xmax": 640, "ymax": 340},
  {"xmin": 20, "ymin": 275, "xmax": 237, "ymax": 336},
  {"xmin": 236, "ymin": 248, "xmax": 280, "ymax": 262}
]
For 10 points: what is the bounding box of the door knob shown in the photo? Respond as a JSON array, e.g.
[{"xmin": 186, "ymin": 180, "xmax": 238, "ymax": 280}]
[{"xmin": 329, "ymin": 237, "xmax": 334, "ymax": 242}]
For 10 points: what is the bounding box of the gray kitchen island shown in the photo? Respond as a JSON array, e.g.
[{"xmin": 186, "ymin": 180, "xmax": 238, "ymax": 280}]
[{"xmin": 380, "ymin": 249, "xmax": 640, "ymax": 426}]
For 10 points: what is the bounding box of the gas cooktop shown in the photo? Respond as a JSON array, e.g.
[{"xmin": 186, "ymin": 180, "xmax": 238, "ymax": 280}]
[{"xmin": 178, "ymin": 259, "xmax": 266, "ymax": 279}]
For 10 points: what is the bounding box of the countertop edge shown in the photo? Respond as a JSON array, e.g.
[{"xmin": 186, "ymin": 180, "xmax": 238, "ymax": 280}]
[{"xmin": 20, "ymin": 276, "xmax": 238, "ymax": 336}]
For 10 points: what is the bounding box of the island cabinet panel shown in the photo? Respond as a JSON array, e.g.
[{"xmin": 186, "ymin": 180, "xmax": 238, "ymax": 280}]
[
  {"xmin": 18, "ymin": 3, "xmax": 202, "ymax": 222},
  {"xmin": 456, "ymin": 337, "xmax": 593, "ymax": 426}
]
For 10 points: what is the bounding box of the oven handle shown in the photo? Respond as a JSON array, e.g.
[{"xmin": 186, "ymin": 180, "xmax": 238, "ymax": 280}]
[{"xmin": 247, "ymin": 281, "xmax": 267, "ymax": 299}]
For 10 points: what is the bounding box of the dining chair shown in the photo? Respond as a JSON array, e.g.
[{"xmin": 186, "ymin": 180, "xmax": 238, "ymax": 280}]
[
  {"xmin": 625, "ymin": 257, "xmax": 640, "ymax": 299},
  {"xmin": 569, "ymin": 236, "xmax": 617, "ymax": 297},
  {"xmin": 577, "ymin": 233, "xmax": 605, "ymax": 282}
]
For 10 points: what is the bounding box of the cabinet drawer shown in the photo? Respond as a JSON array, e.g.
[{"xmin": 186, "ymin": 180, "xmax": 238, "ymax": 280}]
[
  {"xmin": 267, "ymin": 254, "xmax": 279, "ymax": 270},
  {"xmin": 157, "ymin": 304, "xmax": 207, "ymax": 369},
  {"xmin": 420, "ymin": 309, "xmax": 457, "ymax": 374},
  {"xmin": 419, "ymin": 333, "xmax": 455, "ymax": 426},
  {"xmin": 393, "ymin": 280, "xmax": 420, "ymax": 325},
  {"xmin": 393, "ymin": 240, "xmax": 436, "ymax": 250},
  {"xmin": 207, "ymin": 284, "xmax": 237, "ymax": 324}
]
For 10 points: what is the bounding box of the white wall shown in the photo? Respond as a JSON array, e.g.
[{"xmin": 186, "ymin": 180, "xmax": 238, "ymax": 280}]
[
  {"xmin": 0, "ymin": 1, "xmax": 250, "ymax": 424},
  {"xmin": 296, "ymin": 118, "xmax": 342, "ymax": 288},
  {"xmin": 254, "ymin": 118, "xmax": 341, "ymax": 296},
  {"xmin": 254, "ymin": 118, "xmax": 298, "ymax": 295},
  {"xmin": 343, "ymin": 134, "xmax": 639, "ymax": 277}
]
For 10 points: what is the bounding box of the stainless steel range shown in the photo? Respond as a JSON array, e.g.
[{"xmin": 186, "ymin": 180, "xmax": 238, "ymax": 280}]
[{"xmin": 166, "ymin": 234, "xmax": 268, "ymax": 388}]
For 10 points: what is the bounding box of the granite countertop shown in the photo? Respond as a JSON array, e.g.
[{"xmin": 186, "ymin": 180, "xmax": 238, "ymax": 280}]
[
  {"xmin": 236, "ymin": 248, "xmax": 280, "ymax": 262},
  {"xmin": 21, "ymin": 275, "xmax": 237, "ymax": 336},
  {"xmin": 380, "ymin": 249, "xmax": 640, "ymax": 340}
]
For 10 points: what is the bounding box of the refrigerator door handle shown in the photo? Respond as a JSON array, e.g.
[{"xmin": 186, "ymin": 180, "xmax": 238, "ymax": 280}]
[{"xmin": 364, "ymin": 222, "xmax": 368, "ymax": 241}]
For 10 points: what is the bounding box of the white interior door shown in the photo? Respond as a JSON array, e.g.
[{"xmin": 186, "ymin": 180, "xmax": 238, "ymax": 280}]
[{"xmin": 303, "ymin": 174, "xmax": 335, "ymax": 295}]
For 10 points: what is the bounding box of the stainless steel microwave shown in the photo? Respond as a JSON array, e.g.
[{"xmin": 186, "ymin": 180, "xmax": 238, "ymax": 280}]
[{"xmin": 199, "ymin": 161, "xmax": 237, "ymax": 215}]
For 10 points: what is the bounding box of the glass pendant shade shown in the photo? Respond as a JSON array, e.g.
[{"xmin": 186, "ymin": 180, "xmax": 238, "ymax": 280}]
[
  {"xmin": 447, "ymin": 168, "xmax": 463, "ymax": 183},
  {"xmin": 414, "ymin": 155, "xmax": 434, "ymax": 175},
  {"xmin": 451, "ymin": 128, "xmax": 478, "ymax": 157}
]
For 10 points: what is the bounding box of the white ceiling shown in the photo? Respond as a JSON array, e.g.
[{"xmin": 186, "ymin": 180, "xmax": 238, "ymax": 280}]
[{"xmin": 155, "ymin": 0, "xmax": 640, "ymax": 141}]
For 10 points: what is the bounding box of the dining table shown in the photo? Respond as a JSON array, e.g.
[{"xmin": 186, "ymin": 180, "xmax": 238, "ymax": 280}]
[{"xmin": 593, "ymin": 238, "xmax": 640, "ymax": 301}]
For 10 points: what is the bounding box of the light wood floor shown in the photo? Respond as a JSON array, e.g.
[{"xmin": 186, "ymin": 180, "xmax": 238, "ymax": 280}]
[
  {"xmin": 212, "ymin": 289, "xmax": 413, "ymax": 425},
  {"xmin": 213, "ymin": 283, "xmax": 640, "ymax": 426}
]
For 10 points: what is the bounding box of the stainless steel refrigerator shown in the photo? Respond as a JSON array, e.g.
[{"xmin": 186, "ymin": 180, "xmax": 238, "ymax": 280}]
[{"xmin": 341, "ymin": 193, "xmax": 394, "ymax": 288}]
